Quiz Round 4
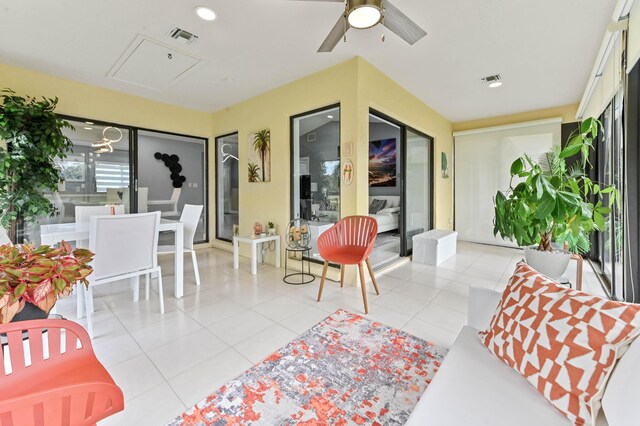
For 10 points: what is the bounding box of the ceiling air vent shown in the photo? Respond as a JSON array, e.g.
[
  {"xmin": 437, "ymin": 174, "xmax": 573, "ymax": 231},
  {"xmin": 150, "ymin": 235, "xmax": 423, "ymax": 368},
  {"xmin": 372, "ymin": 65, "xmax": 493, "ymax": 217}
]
[
  {"xmin": 168, "ymin": 27, "xmax": 198, "ymax": 45},
  {"xmin": 481, "ymin": 74, "xmax": 503, "ymax": 88}
]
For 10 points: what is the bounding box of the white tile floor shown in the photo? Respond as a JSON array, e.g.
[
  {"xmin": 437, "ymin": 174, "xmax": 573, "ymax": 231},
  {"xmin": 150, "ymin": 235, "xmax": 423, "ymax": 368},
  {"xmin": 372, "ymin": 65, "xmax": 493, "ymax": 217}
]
[{"xmin": 52, "ymin": 241, "xmax": 606, "ymax": 425}]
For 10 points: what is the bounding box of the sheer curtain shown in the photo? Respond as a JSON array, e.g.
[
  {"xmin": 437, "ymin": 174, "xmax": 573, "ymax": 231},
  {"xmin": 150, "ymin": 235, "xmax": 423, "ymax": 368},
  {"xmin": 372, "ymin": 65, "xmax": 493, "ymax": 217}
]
[{"xmin": 454, "ymin": 119, "xmax": 562, "ymax": 246}]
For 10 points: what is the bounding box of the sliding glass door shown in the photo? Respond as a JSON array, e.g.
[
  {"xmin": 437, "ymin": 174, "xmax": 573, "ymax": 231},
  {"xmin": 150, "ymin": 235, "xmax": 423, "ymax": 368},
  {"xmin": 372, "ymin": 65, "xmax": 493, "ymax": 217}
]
[
  {"xmin": 403, "ymin": 128, "xmax": 433, "ymax": 254},
  {"xmin": 137, "ymin": 130, "xmax": 208, "ymax": 243},
  {"xmin": 290, "ymin": 105, "xmax": 341, "ymax": 261},
  {"xmin": 215, "ymin": 133, "xmax": 239, "ymax": 241}
]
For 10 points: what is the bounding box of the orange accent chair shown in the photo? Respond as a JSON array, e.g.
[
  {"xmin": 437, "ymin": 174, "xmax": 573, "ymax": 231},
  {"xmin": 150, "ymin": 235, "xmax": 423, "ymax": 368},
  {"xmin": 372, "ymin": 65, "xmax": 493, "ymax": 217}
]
[
  {"xmin": 0, "ymin": 319, "xmax": 124, "ymax": 425},
  {"xmin": 317, "ymin": 216, "xmax": 380, "ymax": 314}
]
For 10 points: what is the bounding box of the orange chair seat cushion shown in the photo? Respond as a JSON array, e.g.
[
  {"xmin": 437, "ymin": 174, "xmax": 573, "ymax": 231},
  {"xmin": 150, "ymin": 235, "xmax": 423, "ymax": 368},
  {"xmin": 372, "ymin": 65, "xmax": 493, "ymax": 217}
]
[{"xmin": 320, "ymin": 245, "xmax": 370, "ymax": 265}]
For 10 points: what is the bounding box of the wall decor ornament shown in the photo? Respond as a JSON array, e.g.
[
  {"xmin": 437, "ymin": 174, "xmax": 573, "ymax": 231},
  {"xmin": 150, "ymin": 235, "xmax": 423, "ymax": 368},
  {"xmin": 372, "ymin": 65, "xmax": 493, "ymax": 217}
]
[
  {"xmin": 342, "ymin": 160, "xmax": 354, "ymax": 185},
  {"xmin": 154, "ymin": 152, "xmax": 187, "ymax": 188},
  {"xmin": 248, "ymin": 129, "xmax": 271, "ymax": 182},
  {"xmin": 441, "ymin": 152, "xmax": 450, "ymax": 179}
]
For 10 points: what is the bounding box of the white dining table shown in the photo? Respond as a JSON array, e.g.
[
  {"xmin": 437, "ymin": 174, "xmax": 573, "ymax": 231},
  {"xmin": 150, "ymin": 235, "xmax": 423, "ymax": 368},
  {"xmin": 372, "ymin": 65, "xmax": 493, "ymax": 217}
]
[{"xmin": 40, "ymin": 219, "xmax": 185, "ymax": 299}]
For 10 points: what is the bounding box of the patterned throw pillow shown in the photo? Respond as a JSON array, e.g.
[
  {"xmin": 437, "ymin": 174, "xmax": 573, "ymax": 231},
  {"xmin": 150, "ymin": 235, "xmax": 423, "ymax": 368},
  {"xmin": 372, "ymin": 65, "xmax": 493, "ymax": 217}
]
[
  {"xmin": 480, "ymin": 261, "xmax": 640, "ymax": 426},
  {"xmin": 368, "ymin": 199, "xmax": 387, "ymax": 214}
]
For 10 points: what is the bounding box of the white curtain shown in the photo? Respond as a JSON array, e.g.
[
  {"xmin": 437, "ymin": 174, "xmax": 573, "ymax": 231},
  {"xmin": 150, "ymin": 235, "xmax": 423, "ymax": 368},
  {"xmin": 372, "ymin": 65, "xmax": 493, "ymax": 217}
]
[{"xmin": 454, "ymin": 119, "xmax": 562, "ymax": 246}]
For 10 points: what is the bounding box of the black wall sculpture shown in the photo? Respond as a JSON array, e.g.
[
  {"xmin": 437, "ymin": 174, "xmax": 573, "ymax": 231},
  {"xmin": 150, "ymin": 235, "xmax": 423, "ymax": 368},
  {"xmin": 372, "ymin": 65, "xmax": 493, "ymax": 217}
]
[{"xmin": 154, "ymin": 152, "xmax": 187, "ymax": 188}]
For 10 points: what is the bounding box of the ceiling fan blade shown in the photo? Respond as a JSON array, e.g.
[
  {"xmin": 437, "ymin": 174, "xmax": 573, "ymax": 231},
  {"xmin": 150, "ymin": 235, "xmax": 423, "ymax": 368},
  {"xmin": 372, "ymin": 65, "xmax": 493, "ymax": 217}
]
[
  {"xmin": 382, "ymin": 0, "xmax": 427, "ymax": 45},
  {"xmin": 318, "ymin": 15, "xmax": 350, "ymax": 52}
]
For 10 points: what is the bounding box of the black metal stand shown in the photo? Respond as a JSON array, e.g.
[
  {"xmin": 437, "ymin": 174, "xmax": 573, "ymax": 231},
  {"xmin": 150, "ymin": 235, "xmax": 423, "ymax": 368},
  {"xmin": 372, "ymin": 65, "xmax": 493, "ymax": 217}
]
[{"xmin": 283, "ymin": 247, "xmax": 315, "ymax": 285}]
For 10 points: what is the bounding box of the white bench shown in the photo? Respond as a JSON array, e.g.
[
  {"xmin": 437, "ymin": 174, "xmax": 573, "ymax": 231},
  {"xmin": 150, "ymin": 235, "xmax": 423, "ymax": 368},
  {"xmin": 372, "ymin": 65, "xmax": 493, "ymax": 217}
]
[{"xmin": 412, "ymin": 229, "xmax": 457, "ymax": 265}]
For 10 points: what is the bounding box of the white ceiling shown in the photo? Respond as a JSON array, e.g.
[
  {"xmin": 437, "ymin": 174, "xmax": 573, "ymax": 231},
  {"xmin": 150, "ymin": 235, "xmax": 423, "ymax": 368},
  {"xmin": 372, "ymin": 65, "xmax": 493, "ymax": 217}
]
[{"xmin": 0, "ymin": 0, "xmax": 616, "ymax": 122}]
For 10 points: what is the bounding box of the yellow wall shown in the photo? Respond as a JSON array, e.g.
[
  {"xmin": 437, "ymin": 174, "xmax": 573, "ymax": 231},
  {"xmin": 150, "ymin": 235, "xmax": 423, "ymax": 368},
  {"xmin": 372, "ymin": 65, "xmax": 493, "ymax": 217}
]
[
  {"xmin": 452, "ymin": 103, "xmax": 579, "ymax": 132},
  {"xmin": 209, "ymin": 58, "xmax": 454, "ymax": 282},
  {"xmin": 0, "ymin": 63, "xmax": 212, "ymax": 138}
]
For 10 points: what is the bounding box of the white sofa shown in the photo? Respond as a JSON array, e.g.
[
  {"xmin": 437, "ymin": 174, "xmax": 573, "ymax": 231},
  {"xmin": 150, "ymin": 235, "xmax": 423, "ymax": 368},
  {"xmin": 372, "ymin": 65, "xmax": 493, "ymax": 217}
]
[
  {"xmin": 406, "ymin": 287, "xmax": 639, "ymax": 426},
  {"xmin": 368, "ymin": 195, "xmax": 400, "ymax": 233}
]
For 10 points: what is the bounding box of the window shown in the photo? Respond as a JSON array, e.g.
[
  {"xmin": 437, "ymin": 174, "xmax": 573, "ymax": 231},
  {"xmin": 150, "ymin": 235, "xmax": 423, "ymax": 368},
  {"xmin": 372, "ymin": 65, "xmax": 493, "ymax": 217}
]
[
  {"xmin": 95, "ymin": 161, "xmax": 130, "ymax": 192},
  {"xmin": 291, "ymin": 105, "xmax": 340, "ymax": 260},
  {"xmin": 594, "ymin": 90, "xmax": 625, "ymax": 298}
]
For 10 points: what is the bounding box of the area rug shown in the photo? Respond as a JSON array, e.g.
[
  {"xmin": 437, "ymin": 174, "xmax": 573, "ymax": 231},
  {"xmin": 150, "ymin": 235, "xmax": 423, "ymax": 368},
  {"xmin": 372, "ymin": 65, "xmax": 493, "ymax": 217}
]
[{"xmin": 168, "ymin": 309, "xmax": 448, "ymax": 426}]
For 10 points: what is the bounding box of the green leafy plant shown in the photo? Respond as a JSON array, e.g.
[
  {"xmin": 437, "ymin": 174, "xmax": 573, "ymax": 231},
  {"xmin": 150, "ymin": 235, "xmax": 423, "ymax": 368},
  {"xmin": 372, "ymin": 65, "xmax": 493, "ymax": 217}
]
[
  {"xmin": 252, "ymin": 129, "xmax": 270, "ymax": 182},
  {"xmin": 0, "ymin": 241, "xmax": 94, "ymax": 323},
  {"xmin": 493, "ymin": 118, "xmax": 618, "ymax": 254},
  {"xmin": 248, "ymin": 162, "xmax": 261, "ymax": 182},
  {"xmin": 0, "ymin": 89, "xmax": 74, "ymax": 242},
  {"xmin": 267, "ymin": 221, "xmax": 275, "ymax": 229}
]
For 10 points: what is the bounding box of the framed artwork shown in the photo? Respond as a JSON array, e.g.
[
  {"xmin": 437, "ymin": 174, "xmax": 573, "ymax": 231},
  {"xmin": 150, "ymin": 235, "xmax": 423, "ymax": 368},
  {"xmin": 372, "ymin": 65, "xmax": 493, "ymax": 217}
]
[
  {"xmin": 248, "ymin": 129, "xmax": 270, "ymax": 182},
  {"xmin": 59, "ymin": 155, "xmax": 86, "ymax": 182},
  {"xmin": 368, "ymin": 138, "xmax": 397, "ymax": 187},
  {"xmin": 441, "ymin": 152, "xmax": 450, "ymax": 178}
]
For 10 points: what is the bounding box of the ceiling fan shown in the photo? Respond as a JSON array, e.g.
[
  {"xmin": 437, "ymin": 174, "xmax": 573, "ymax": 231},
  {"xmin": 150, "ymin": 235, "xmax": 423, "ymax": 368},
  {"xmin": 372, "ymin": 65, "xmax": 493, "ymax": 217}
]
[{"xmin": 294, "ymin": 0, "xmax": 427, "ymax": 52}]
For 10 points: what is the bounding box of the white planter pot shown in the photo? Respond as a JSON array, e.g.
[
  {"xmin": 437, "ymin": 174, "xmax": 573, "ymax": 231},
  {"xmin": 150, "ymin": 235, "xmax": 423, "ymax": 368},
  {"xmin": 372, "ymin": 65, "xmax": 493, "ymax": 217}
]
[{"xmin": 523, "ymin": 246, "xmax": 572, "ymax": 280}]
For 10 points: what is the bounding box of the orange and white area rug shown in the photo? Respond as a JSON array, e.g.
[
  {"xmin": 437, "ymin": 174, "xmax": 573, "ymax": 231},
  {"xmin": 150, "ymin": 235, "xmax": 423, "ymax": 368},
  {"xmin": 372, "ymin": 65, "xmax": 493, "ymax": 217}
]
[{"xmin": 168, "ymin": 309, "xmax": 448, "ymax": 426}]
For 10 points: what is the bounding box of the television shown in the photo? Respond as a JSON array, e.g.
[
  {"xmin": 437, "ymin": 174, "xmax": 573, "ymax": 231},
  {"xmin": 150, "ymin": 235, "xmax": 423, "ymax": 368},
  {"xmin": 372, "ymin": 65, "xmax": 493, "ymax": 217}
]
[{"xmin": 300, "ymin": 175, "xmax": 311, "ymax": 200}]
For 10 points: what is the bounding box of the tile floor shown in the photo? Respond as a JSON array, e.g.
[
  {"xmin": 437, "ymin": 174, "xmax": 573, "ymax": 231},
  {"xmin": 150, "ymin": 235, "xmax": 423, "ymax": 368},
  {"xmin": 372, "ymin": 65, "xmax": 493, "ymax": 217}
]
[{"xmin": 52, "ymin": 241, "xmax": 606, "ymax": 425}]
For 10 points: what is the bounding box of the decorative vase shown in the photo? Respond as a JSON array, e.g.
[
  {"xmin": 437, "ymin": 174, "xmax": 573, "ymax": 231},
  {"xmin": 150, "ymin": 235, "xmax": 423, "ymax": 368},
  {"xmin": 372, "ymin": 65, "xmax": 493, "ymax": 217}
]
[
  {"xmin": 523, "ymin": 246, "xmax": 572, "ymax": 280},
  {"xmin": 10, "ymin": 301, "xmax": 50, "ymax": 322},
  {"xmin": 268, "ymin": 228, "xmax": 276, "ymax": 235}
]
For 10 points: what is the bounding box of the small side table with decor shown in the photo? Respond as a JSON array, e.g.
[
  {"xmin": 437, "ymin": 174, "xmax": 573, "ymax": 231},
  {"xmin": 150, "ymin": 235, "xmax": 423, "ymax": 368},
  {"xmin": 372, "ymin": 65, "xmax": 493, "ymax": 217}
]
[{"xmin": 283, "ymin": 218, "xmax": 315, "ymax": 285}]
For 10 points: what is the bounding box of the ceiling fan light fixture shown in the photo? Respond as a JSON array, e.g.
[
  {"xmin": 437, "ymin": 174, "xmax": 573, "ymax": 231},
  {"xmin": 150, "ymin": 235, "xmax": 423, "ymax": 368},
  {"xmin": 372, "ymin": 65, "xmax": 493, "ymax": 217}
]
[{"xmin": 347, "ymin": 0, "xmax": 382, "ymax": 29}]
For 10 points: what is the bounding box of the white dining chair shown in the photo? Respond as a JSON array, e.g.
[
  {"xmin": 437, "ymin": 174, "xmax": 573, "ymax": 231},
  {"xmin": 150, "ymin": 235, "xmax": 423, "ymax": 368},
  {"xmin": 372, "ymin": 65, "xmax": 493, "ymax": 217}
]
[
  {"xmin": 84, "ymin": 212, "xmax": 164, "ymax": 338},
  {"xmin": 74, "ymin": 204, "xmax": 126, "ymax": 318},
  {"xmin": 148, "ymin": 188, "xmax": 181, "ymax": 217},
  {"xmin": 158, "ymin": 204, "xmax": 203, "ymax": 286},
  {"xmin": 75, "ymin": 204, "xmax": 125, "ymax": 224}
]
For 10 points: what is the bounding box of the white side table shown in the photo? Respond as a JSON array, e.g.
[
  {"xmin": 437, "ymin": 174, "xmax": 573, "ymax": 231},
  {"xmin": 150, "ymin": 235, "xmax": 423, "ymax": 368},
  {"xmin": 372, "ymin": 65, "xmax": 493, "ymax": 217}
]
[{"xmin": 233, "ymin": 234, "xmax": 281, "ymax": 275}]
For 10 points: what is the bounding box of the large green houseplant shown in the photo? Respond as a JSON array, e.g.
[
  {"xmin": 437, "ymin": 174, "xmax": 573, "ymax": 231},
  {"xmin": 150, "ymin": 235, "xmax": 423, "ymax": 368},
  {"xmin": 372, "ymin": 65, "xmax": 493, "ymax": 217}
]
[
  {"xmin": 0, "ymin": 89, "xmax": 74, "ymax": 242},
  {"xmin": 493, "ymin": 118, "xmax": 618, "ymax": 277}
]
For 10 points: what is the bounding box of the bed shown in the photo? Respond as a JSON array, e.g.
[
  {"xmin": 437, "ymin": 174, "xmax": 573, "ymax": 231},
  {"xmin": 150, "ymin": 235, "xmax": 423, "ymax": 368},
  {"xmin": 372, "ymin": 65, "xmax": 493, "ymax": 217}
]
[{"xmin": 369, "ymin": 195, "xmax": 400, "ymax": 233}]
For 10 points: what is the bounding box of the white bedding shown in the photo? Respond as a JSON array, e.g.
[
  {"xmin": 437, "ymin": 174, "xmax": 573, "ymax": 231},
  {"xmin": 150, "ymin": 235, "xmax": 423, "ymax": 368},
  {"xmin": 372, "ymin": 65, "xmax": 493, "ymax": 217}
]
[{"xmin": 369, "ymin": 195, "xmax": 401, "ymax": 233}]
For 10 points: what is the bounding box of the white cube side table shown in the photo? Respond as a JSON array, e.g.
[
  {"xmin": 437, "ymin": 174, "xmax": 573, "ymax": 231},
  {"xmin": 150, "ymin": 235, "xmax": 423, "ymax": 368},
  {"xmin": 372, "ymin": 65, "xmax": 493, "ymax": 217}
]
[{"xmin": 233, "ymin": 234, "xmax": 281, "ymax": 275}]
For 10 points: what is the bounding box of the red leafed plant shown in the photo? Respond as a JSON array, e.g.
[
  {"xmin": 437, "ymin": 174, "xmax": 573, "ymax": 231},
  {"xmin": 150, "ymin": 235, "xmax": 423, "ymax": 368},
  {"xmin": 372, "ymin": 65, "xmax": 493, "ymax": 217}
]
[{"xmin": 0, "ymin": 240, "xmax": 94, "ymax": 323}]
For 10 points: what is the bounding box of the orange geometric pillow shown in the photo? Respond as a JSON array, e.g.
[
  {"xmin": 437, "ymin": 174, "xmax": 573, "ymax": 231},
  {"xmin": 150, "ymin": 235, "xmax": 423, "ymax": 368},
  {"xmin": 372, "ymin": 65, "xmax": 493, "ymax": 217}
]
[{"xmin": 480, "ymin": 261, "xmax": 640, "ymax": 426}]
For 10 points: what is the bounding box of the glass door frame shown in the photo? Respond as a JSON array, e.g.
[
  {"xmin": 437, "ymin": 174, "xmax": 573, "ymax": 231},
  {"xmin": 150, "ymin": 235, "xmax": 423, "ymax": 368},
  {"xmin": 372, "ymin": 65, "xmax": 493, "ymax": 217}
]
[
  {"xmin": 214, "ymin": 131, "xmax": 239, "ymax": 243},
  {"xmin": 369, "ymin": 109, "xmax": 434, "ymax": 257},
  {"xmin": 289, "ymin": 103, "xmax": 341, "ymax": 265},
  {"xmin": 58, "ymin": 114, "xmax": 210, "ymax": 243}
]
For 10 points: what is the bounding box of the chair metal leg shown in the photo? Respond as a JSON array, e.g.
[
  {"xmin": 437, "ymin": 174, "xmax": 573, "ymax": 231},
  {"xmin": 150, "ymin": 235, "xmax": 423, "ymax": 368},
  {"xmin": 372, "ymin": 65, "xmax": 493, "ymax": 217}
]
[
  {"xmin": 85, "ymin": 286, "xmax": 94, "ymax": 339},
  {"xmin": 365, "ymin": 258, "xmax": 380, "ymax": 295},
  {"xmin": 317, "ymin": 260, "xmax": 329, "ymax": 302},
  {"xmin": 191, "ymin": 250, "xmax": 201, "ymax": 286},
  {"xmin": 358, "ymin": 262, "xmax": 369, "ymax": 314},
  {"xmin": 340, "ymin": 265, "xmax": 345, "ymax": 288},
  {"xmin": 145, "ymin": 274, "xmax": 150, "ymax": 300},
  {"xmin": 132, "ymin": 276, "xmax": 140, "ymax": 302},
  {"xmin": 157, "ymin": 268, "xmax": 165, "ymax": 314}
]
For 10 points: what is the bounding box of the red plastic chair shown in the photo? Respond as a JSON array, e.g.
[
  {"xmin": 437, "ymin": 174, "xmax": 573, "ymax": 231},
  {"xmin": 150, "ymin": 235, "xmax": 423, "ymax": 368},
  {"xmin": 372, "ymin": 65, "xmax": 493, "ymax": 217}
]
[
  {"xmin": 0, "ymin": 319, "xmax": 124, "ymax": 425},
  {"xmin": 317, "ymin": 216, "xmax": 380, "ymax": 314}
]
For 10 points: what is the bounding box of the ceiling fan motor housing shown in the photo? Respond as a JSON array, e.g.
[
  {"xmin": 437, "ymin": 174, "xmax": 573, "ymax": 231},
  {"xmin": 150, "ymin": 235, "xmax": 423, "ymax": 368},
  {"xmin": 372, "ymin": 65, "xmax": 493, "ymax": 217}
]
[{"xmin": 347, "ymin": 0, "xmax": 383, "ymax": 29}]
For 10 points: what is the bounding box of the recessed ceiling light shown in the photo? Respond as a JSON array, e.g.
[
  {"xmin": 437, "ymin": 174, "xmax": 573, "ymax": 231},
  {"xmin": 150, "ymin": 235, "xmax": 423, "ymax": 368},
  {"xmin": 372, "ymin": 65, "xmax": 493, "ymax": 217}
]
[
  {"xmin": 85, "ymin": 121, "xmax": 94, "ymax": 125},
  {"xmin": 84, "ymin": 126, "xmax": 93, "ymax": 130},
  {"xmin": 327, "ymin": 115, "xmax": 334, "ymax": 119},
  {"xmin": 195, "ymin": 6, "xmax": 216, "ymax": 21}
]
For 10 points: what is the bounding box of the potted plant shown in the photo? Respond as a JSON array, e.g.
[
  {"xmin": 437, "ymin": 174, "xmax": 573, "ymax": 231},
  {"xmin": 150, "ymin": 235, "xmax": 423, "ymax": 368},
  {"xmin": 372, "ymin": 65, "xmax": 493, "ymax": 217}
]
[
  {"xmin": 0, "ymin": 89, "xmax": 74, "ymax": 243},
  {"xmin": 493, "ymin": 118, "xmax": 618, "ymax": 279},
  {"xmin": 267, "ymin": 221, "xmax": 276, "ymax": 235},
  {"xmin": 0, "ymin": 241, "xmax": 93, "ymax": 323}
]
